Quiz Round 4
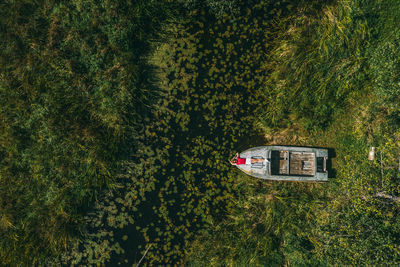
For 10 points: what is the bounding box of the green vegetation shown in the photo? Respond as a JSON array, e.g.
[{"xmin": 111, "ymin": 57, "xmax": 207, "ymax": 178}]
[
  {"xmin": 186, "ymin": 0, "xmax": 400, "ymax": 266},
  {"xmin": 0, "ymin": 0, "xmax": 174, "ymax": 264},
  {"xmin": 1, "ymin": 0, "xmax": 399, "ymax": 266}
]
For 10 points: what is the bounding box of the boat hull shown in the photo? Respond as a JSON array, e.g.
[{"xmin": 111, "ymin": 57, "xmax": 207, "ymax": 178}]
[{"xmin": 236, "ymin": 146, "xmax": 328, "ymax": 181}]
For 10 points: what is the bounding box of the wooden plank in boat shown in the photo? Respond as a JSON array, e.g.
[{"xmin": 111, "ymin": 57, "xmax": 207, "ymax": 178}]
[{"xmin": 289, "ymin": 152, "xmax": 315, "ymax": 176}]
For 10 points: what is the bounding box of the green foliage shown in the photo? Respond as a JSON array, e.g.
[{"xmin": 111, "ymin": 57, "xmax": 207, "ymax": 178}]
[
  {"xmin": 260, "ymin": 0, "xmax": 369, "ymax": 130},
  {"xmin": 49, "ymin": 2, "xmax": 273, "ymax": 264},
  {"xmin": 114, "ymin": 5, "xmax": 273, "ymax": 263},
  {"xmin": 311, "ymin": 132, "xmax": 400, "ymax": 266},
  {"xmin": 367, "ymin": 0, "xmax": 400, "ymax": 109},
  {"xmin": 186, "ymin": 178, "xmax": 327, "ymax": 266},
  {"xmin": 179, "ymin": 0, "xmax": 240, "ymax": 18},
  {"xmin": 185, "ymin": 0, "xmax": 400, "ymax": 266},
  {"xmin": 0, "ymin": 0, "xmax": 173, "ymax": 265},
  {"xmin": 2, "ymin": 0, "xmax": 400, "ymax": 266}
]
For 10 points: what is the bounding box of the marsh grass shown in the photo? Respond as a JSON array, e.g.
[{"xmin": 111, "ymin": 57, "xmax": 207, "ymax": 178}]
[{"xmin": 260, "ymin": 0, "xmax": 370, "ymax": 131}]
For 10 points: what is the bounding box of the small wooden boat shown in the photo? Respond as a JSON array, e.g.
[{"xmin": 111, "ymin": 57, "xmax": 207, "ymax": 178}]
[{"xmin": 235, "ymin": 146, "xmax": 328, "ymax": 181}]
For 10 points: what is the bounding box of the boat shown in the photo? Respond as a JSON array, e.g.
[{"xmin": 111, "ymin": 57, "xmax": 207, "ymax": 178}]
[{"xmin": 234, "ymin": 146, "xmax": 328, "ymax": 181}]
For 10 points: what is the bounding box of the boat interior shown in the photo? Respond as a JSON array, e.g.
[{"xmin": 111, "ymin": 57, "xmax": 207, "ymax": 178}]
[{"xmin": 270, "ymin": 150, "xmax": 315, "ymax": 176}]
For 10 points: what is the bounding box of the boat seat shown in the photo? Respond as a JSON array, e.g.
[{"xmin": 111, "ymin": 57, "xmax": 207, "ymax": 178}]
[{"xmin": 251, "ymin": 162, "xmax": 264, "ymax": 169}]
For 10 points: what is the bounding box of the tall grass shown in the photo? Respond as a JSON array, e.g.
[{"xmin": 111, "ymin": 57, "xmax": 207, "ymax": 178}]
[{"xmin": 260, "ymin": 0, "xmax": 369, "ymax": 130}]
